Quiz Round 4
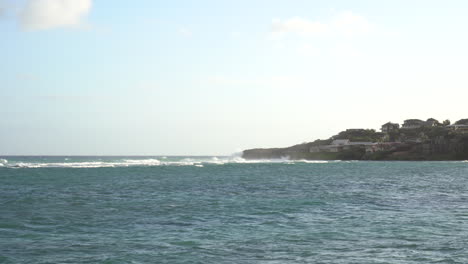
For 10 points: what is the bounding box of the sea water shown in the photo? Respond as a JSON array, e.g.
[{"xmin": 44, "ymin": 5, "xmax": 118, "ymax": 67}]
[{"xmin": 1, "ymin": 156, "xmax": 468, "ymax": 263}]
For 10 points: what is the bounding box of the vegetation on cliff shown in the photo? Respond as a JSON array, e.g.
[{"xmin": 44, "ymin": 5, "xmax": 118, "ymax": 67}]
[{"xmin": 242, "ymin": 118, "xmax": 468, "ymax": 161}]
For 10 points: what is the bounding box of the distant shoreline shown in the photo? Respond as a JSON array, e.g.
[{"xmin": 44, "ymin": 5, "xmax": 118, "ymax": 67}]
[{"xmin": 243, "ymin": 118, "xmax": 468, "ymax": 161}]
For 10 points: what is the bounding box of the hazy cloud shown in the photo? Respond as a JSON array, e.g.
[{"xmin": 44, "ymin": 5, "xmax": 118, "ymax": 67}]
[
  {"xmin": 178, "ymin": 27, "xmax": 192, "ymax": 37},
  {"xmin": 271, "ymin": 11, "xmax": 373, "ymax": 38},
  {"xmin": 272, "ymin": 17, "xmax": 328, "ymax": 37},
  {"xmin": 0, "ymin": 0, "xmax": 8, "ymax": 17},
  {"xmin": 206, "ymin": 75, "xmax": 308, "ymax": 88},
  {"xmin": 230, "ymin": 31, "xmax": 241, "ymax": 39},
  {"xmin": 17, "ymin": 73, "xmax": 41, "ymax": 81},
  {"xmin": 332, "ymin": 11, "xmax": 373, "ymax": 36},
  {"xmin": 296, "ymin": 44, "xmax": 320, "ymax": 57},
  {"xmin": 20, "ymin": 0, "xmax": 92, "ymax": 31},
  {"xmin": 331, "ymin": 43, "xmax": 362, "ymax": 58}
]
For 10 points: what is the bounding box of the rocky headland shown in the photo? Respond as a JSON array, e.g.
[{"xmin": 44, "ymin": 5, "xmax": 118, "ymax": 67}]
[{"xmin": 242, "ymin": 118, "xmax": 468, "ymax": 161}]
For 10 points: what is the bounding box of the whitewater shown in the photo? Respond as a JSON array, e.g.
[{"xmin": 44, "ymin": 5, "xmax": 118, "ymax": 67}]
[{"xmin": 0, "ymin": 156, "xmax": 331, "ymax": 169}]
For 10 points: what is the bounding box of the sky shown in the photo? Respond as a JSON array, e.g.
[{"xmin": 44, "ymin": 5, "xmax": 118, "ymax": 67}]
[{"xmin": 1, "ymin": 0, "xmax": 468, "ymax": 155}]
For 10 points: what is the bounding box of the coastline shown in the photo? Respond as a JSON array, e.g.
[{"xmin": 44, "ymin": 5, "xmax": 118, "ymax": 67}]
[{"xmin": 242, "ymin": 118, "xmax": 468, "ymax": 161}]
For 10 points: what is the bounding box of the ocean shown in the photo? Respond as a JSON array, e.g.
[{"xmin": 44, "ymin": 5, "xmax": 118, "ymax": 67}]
[{"xmin": 1, "ymin": 156, "xmax": 468, "ymax": 263}]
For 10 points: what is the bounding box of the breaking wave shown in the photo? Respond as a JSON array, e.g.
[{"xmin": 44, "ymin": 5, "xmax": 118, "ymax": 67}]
[
  {"xmin": 3, "ymin": 157, "xmax": 464, "ymax": 169},
  {"xmin": 0, "ymin": 159, "xmax": 8, "ymax": 167},
  {"xmin": 0, "ymin": 156, "xmax": 336, "ymax": 169}
]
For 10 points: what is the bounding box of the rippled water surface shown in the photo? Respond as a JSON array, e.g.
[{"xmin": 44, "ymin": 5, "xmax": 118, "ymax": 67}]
[{"xmin": 1, "ymin": 157, "xmax": 468, "ymax": 263}]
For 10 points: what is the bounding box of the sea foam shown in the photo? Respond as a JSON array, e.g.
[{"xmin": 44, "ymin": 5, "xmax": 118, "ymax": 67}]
[{"xmin": 0, "ymin": 156, "xmax": 335, "ymax": 169}]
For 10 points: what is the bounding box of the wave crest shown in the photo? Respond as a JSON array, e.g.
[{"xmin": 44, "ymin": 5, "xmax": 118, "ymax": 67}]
[{"xmin": 0, "ymin": 157, "xmax": 335, "ymax": 169}]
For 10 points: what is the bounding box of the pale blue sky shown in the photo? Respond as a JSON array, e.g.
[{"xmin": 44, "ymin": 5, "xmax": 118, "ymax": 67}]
[{"xmin": 1, "ymin": 0, "xmax": 468, "ymax": 155}]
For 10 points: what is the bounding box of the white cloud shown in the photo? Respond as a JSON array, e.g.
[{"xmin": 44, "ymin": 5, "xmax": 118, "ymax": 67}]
[
  {"xmin": 331, "ymin": 43, "xmax": 362, "ymax": 58},
  {"xmin": 20, "ymin": 0, "xmax": 92, "ymax": 31},
  {"xmin": 271, "ymin": 11, "xmax": 373, "ymax": 38},
  {"xmin": 296, "ymin": 44, "xmax": 320, "ymax": 57},
  {"xmin": 178, "ymin": 27, "xmax": 192, "ymax": 37},
  {"xmin": 272, "ymin": 17, "xmax": 328, "ymax": 37},
  {"xmin": 332, "ymin": 11, "xmax": 373, "ymax": 36}
]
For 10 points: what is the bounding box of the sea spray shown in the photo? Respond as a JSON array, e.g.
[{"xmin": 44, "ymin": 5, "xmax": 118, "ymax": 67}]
[{"xmin": 0, "ymin": 156, "xmax": 315, "ymax": 168}]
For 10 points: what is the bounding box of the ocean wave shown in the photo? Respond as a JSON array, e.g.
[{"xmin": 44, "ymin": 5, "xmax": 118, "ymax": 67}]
[
  {"xmin": 0, "ymin": 157, "xmax": 337, "ymax": 169},
  {"xmin": 295, "ymin": 160, "xmax": 330, "ymax": 164},
  {"xmin": 11, "ymin": 161, "xmax": 113, "ymax": 169}
]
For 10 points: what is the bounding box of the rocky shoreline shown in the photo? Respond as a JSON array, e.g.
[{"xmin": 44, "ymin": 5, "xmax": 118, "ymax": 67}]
[{"xmin": 242, "ymin": 118, "xmax": 468, "ymax": 161}]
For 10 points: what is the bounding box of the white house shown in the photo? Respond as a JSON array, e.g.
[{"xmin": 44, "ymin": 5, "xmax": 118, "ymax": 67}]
[{"xmin": 310, "ymin": 140, "xmax": 375, "ymax": 153}]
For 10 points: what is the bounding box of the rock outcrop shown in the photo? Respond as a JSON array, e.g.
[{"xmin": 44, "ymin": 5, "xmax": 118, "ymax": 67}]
[{"xmin": 242, "ymin": 119, "xmax": 468, "ymax": 161}]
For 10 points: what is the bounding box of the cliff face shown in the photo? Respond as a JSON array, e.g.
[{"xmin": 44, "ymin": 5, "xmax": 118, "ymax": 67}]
[
  {"xmin": 242, "ymin": 142, "xmax": 316, "ymax": 160},
  {"xmin": 418, "ymin": 135, "xmax": 468, "ymax": 160},
  {"xmin": 363, "ymin": 136, "xmax": 468, "ymax": 161},
  {"xmin": 242, "ymin": 148, "xmax": 286, "ymax": 160},
  {"xmin": 242, "ymin": 144, "xmax": 366, "ymax": 161}
]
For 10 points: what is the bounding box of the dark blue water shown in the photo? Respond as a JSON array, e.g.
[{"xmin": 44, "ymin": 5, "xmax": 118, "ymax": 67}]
[{"xmin": 1, "ymin": 157, "xmax": 468, "ymax": 263}]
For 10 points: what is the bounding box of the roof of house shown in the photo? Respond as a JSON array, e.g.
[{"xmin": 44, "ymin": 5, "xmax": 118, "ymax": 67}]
[
  {"xmin": 331, "ymin": 139, "xmax": 350, "ymax": 145},
  {"xmin": 403, "ymin": 119, "xmax": 425, "ymax": 124},
  {"xmin": 447, "ymin": 124, "xmax": 468, "ymax": 128},
  {"xmin": 455, "ymin": 118, "xmax": 468, "ymax": 125},
  {"xmin": 349, "ymin": 142, "xmax": 376, "ymax": 146},
  {"xmin": 382, "ymin": 122, "xmax": 399, "ymax": 126}
]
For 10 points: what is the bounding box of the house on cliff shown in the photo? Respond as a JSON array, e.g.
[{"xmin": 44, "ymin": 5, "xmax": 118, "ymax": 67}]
[
  {"xmin": 381, "ymin": 122, "xmax": 400, "ymax": 133},
  {"xmin": 310, "ymin": 139, "xmax": 375, "ymax": 153},
  {"xmin": 331, "ymin": 139, "xmax": 350, "ymax": 145},
  {"xmin": 365, "ymin": 142, "xmax": 402, "ymax": 153},
  {"xmin": 426, "ymin": 118, "xmax": 440, "ymax": 127},
  {"xmin": 401, "ymin": 118, "xmax": 439, "ymax": 129},
  {"xmin": 447, "ymin": 124, "xmax": 468, "ymax": 132},
  {"xmin": 454, "ymin": 119, "xmax": 468, "ymax": 125},
  {"xmin": 401, "ymin": 119, "xmax": 425, "ymax": 129},
  {"xmin": 444, "ymin": 119, "xmax": 468, "ymax": 133}
]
